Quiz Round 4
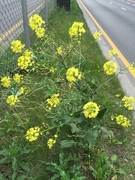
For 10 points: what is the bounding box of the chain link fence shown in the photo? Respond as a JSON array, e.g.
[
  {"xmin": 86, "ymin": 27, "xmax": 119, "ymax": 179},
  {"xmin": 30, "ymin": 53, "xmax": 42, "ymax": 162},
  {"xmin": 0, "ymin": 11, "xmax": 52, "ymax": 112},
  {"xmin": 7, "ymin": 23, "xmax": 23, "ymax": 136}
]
[{"xmin": 0, "ymin": 0, "xmax": 57, "ymax": 75}]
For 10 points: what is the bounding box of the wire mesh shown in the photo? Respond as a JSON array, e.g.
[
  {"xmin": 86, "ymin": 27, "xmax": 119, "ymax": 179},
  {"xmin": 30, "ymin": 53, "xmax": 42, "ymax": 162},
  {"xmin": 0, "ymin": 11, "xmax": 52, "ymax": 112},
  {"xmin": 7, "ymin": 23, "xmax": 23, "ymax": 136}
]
[
  {"xmin": 0, "ymin": 0, "xmax": 23, "ymax": 51},
  {"xmin": 0, "ymin": 0, "xmax": 56, "ymax": 75}
]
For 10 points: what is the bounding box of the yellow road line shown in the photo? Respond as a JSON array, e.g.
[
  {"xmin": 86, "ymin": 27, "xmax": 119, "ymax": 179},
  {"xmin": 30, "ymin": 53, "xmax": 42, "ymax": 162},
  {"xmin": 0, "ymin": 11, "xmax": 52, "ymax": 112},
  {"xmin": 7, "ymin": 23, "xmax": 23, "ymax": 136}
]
[
  {"xmin": 79, "ymin": 0, "xmax": 135, "ymax": 78},
  {"xmin": 0, "ymin": 2, "xmax": 45, "ymax": 42}
]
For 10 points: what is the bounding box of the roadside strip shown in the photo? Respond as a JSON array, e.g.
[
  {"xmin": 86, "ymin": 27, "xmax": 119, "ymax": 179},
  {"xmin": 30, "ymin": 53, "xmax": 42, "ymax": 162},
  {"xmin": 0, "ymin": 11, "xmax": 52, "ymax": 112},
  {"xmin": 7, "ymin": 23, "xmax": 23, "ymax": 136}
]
[
  {"xmin": 0, "ymin": 2, "xmax": 45, "ymax": 42},
  {"xmin": 79, "ymin": 0, "xmax": 135, "ymax": 78}
]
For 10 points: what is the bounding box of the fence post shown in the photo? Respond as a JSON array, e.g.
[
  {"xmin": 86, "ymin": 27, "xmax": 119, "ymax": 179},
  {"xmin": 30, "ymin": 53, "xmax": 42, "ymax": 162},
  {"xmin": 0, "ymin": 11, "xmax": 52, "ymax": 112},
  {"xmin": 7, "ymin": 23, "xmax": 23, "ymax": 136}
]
[
  {"xmin": 45, "ymin": 0, "xmax": 48, "ymax": 25},
  {"xmin": 21, "ymin": 0, "xmax": 30, "ymax": 48},
  {"xmin": 52, "ymin": 0, "xmax": 55, "ymax": 11}
]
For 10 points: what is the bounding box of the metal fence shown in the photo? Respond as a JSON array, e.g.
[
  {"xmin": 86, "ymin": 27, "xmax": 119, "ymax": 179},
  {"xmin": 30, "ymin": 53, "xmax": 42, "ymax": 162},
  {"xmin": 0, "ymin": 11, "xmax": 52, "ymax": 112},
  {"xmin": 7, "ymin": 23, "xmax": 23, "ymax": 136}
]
[{"xmin": 0, "ymin": 0, "xmax": 57, "ymax": 74}]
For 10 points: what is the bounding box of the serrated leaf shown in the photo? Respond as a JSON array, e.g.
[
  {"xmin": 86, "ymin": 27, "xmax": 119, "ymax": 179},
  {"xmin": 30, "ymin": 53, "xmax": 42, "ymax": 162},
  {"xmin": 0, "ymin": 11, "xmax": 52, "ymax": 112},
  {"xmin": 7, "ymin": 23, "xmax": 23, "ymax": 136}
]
[{"xmin": 69, "ymin": 123, "xmax": 80, "ymax": 133}]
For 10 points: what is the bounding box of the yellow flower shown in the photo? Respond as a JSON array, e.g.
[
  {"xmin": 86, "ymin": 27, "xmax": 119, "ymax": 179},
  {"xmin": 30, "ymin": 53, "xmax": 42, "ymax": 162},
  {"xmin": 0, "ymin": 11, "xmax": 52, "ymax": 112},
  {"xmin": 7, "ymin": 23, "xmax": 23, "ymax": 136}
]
[
  {"xmin": 115, "ymin": 94, "xmax": 121, "ymax": 98},
  {"xmin": 128, "ymin": 63, "xmax": 135, "ymax": 74},
  {"xmin": 69, "ymin": 22, "xmax": 86, "ymax": 38},
  {"xmin": 116, "ymin": 115, "xmax": 131, "ymax": 127},
  {"xmin": 17, "ymin": 50, "xmax": 34, "ymax": 70},
  {"xmin": 1, "ymin": 76, "xmax": 11, "ymax": 88},
  {"xmin": 19, "ymin": 87, "xmax": 25, "ymax": 94},
  {"xmin": 93, "ymin": 31, "xmax": 102, "ymax": 40},
  {"xmin": 66, "ymin": 67, "xmax": 83, "ymax": 83},
  {"xmin": 57, "ymin": 47, "xmax": 63, "ymax": 55},
  {"xmin": 13, "ymin": 73, "xmax": 23, "ymax": 83},
  {"xmin": 29, "ymin": 14, "xmax": 45, "ymax": 31},
  {"xmin": 54, "ymin": 134, "xmax": 58, "ymax": 138},
  {"xmin": 23, "ymin": 49, "xmax": 33, "ymax": 57},
  {"xmin": 6, "ymin": 95, "xmax": 20, "ymax": 106},
  {"xmin": 47, "ymin": 138, "xmax": 56, "ymax": 149},
  {"xmin": 83, "ymin": 102, "xmax": 100, "ymax": 118},
  {"xmin": 46, "ymin": 94, "xmax": 60, "ymax": 108},
  {"xmin": 50, "ymin": 67, "xmax": 56, "ymax": 73},
  {"xmin": 108, "ymin": 49, "xmax": 117, "ymax": 57},
  {"xmin": 26, "ymin": 126, "xmax": 41, "ymax": 142},
  {"xmin": 103, "ymin": 61, "xmax": 117, "ymax": 75},
  {"xmin": 122, "ymin": 96, "xmax": 135, "ymax": 110},
  {"xmin": 35, "ymin": 27, "xmax": 45, "ymax": 38},
  {"xmin": 10, "ymin": 40, "xmax": 25, "ymax": 53}
]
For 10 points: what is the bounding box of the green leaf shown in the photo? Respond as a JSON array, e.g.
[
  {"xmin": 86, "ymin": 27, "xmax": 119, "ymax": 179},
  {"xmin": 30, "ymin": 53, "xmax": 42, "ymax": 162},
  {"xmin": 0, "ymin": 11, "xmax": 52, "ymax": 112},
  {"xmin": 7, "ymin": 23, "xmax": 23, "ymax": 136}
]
[
  {"xmin": 60, "ymin": 140, "xmax": 77, "ymax": 148},
  {"xmin": 118, "ymin": 168, "xmax": 126, "ymax": 175},
  {"xmin": 71, "ymin": 110, "xmax": 82, "ymax": 118},
  {"xmin": 99, "ymin": 126, "xmax": 110, "ymax": 135},
  {"xmin": 19, "ymin": 162, "xmax": 30, "ymax": 172},
  {"xmin": 0, "ymin": 173, "xmax": 6, "ymax": 180},
  {"xmin": 51, "ymin": 173, "xmax": 61, "ymax": 180},
  {"xmin": 17, "ymin": 175, "xmax": 27, "ymax": 180},
  {"xmin": 111, "ymin": 154, "xmax": 117, "ymax": 163},
  {"xmin": 95, "ymin": 108, "xmax": 107, "ymax": 120},
  {"xmin": 0, "ymin": 157, "xmax": 10, "ymax": 164},
  {"xmin": 69, "ymin": 123, "xmax": 80, "ymax": 133},
  {"xmin": 12, "ymin": 171, "xmax": 17, "ymax": 180},
  {"xmin": 0, "ymin": 149, "xmax": 9, "ymax": 156}
]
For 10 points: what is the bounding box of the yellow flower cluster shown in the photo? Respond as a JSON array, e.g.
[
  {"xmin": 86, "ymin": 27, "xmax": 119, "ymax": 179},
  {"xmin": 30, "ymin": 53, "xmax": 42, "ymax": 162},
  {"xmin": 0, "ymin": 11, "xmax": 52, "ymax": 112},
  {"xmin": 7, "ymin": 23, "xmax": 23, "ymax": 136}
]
[
  {"xmin": 93, "ymin": 31, "xmax": 102, "ymax": 40},
  {"xmin": 19, "ymin": 87, "xmax": 25, "ymax": 94},
  {"xmin": 69, "ymin": 22, "xmax": 86, "ymax": 38},
  {"xmin": 13, "ymin": 73, "xmax": 23, "ymax": 83},
  {"xmin": 128, "ymin": 63, "xmax": 135, "ymax": 74},
  {"xmin": 17, "ymin": 50, "xmax": 34, "ymax": 70},
  {"xmin": 1, "ymin": 73, "xmax": 25, "ymax": 105},
  {"xmin": 10, "ymin": 40, "xmax": 25, "ymax": 53},
  {"xmin": 115, "ymin": 115, "xmax": 131, "ymax": 127},
  {"xmin": 1, "ymin": 76, "xmax": 11, "ymax": 88},
  {"xmin": 35, "ymin": 27, "xmax": 45, "ymax": 38},
  {"xmin": 57, "ymin": 46, "xmax": 63, "ymax": 55},
  {"xmin": 29, "ymin": 14, "xmax": 45, "ymax": 38},
  {"xmin": 50, "ymin": 67, "xmax": 56, "ymax": 73},
  {"xmin": 26, "ymin": 126, "xmax": 41, "ymax": 142},
  {"xmin": 6, "ymin": 95, "xmax": 20, "ymax": 106},
  {"xmin": 103, "ymin": 61, "xmax": 117, "ymax": 75},
  {"xmin": 46, "ymin": 94, "xmax": 60, "ymax": 109},
  {"xmin": 47, "ymin": 135, "xmax": 58, "ymax": 149},
  {"xmin": 122, "ymin": 96, "xmax": 135, "ymax": 110},
  {"xmin": 66, "ymin": 67, "xmax": 83, "ymax": 83},
  {"xmin": 108, "ymin": 49, "xmax": 117, "ymax": 57},
  {"xmin": 83, "ymin": 102, "xmax": 100, "ymax": 119}
]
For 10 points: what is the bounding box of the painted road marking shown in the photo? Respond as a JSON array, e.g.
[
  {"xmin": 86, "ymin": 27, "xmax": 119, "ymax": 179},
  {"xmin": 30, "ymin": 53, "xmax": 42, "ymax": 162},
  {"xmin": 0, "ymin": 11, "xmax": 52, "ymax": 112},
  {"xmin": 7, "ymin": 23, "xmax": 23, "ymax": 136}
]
[
  {"xmin": 121, "ymin": 7, "xmax": 126, "ymax": 10},
  {"xmin": 0, "ymin": 2, "xmax": 45, "ymax": 42},
  {"xmin": 79, "ymin": 0, "xmax": 135, "ymax": 78}
]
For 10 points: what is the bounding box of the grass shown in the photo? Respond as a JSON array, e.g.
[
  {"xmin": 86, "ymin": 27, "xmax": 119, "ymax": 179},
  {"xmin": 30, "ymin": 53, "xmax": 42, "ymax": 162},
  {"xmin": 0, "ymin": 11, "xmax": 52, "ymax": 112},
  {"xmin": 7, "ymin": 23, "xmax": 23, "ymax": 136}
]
[{"xmin": 0, "ymin": 0, "xmax": 135, "ymax": 179}]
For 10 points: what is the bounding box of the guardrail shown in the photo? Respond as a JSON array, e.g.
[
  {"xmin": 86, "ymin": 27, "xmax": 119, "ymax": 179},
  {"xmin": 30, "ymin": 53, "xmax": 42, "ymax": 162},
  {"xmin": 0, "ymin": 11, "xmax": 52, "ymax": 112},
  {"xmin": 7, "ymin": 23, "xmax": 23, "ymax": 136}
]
[{"xmin": 0, "ymin": 0, "xmax": 56, "ymax": 74}]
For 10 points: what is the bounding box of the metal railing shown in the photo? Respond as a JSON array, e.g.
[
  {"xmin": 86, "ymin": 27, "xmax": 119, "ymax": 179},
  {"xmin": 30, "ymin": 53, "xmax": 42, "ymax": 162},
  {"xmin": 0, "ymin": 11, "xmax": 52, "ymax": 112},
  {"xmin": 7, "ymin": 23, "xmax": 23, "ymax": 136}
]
[{"xmin": 0, "ymin": 0, "xmax": 57, "ymax": 74}]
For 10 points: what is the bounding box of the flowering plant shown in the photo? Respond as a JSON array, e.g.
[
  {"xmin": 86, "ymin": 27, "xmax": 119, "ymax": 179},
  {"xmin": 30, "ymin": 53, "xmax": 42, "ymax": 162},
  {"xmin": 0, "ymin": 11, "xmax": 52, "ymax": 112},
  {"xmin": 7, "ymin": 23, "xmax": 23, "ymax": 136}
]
[{"xmin": 0, "ymin": 12, "xmax": 134, "ymax": 179}]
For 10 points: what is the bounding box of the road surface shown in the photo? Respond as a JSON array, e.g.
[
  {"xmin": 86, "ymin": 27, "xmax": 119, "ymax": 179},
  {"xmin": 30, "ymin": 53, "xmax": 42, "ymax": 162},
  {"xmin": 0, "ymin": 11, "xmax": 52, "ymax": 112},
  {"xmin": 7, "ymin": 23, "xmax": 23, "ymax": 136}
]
[{"xmin": 81, "ymin": 0, "xmax": 135, "ymax": 65}]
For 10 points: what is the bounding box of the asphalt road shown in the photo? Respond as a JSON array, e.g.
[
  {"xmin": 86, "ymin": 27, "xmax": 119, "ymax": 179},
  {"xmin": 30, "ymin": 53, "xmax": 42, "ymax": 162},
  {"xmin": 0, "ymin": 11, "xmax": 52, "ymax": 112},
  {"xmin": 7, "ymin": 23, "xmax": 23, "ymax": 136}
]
[{"xmin": 81, "ymin": 0, "xmax": 135, "ymax": 64}]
